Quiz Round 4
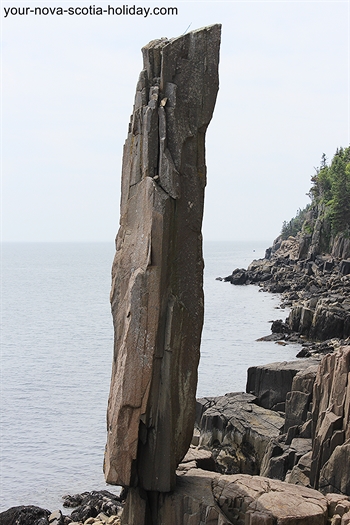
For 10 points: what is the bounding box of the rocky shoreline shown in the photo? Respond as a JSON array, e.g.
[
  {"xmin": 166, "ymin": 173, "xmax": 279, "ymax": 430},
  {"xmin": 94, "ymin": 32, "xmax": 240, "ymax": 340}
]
[
  {"xmin": 5, "ymin": 345, "xmax": 349, "ymax": 525},
  {"xmin": 221, "ymin": 234, "xmax": 350, "ymax": 357},
  {"xmin": 0, "ymin": 491, "xmax": 125, "ymax": 525},
  {"xmin": 3, "ymin": 343, "xmax": 349, "ymax": 524},
  {"xmin": 3, "ymin": 236, "xmax": 350, "ymax": 524},
  {"xmin": 3, "ymin": 234, "xmax": 350, "ymax": 524},
  {"xmin": 119, "ymin": 343, "xmax": 350, "ymax": 524}
]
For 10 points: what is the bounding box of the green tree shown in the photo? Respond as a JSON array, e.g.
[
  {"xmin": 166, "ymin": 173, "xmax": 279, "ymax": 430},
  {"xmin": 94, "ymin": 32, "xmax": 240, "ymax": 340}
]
[
  {"xmin": 330, "ymin": 156, "xmax": 350, "ymax": 235},
  {"xmin": 281, "ymin": 146, "xmax": 350, "ymax": 241}
]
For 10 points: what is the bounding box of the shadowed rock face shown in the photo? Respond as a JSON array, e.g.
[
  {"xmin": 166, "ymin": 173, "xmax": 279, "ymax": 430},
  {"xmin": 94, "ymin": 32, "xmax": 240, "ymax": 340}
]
[
  {"xmin": 104, "ymin": 25, "xmax": 221, "ymax": 493},
  {"xmin": 311, "ymin": 346, "xmax": 350, "ymax": 495},
  {"xmin": 246, "ymin": 359, "xmax": 320, "ymax": 410}
]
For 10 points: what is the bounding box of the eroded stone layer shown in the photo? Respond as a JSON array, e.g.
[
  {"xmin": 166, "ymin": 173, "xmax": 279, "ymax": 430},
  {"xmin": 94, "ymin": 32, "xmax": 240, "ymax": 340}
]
[{"xmin": 104, "ymin": 25, "xmax": 221, "ymax": 492}]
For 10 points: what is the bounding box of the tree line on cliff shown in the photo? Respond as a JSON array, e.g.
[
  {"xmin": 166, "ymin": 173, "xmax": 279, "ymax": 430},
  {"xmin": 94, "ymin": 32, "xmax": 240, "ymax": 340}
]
[{"xmin": 281, "ymin": 146, "xmax": 350, "ymax": 253}]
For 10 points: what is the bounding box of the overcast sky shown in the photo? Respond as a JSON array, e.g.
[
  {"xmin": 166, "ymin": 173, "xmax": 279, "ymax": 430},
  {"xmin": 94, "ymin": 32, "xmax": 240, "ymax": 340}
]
[{"xmin": 2, "ymin": 1, "xmax": 349, "ymax": 243}]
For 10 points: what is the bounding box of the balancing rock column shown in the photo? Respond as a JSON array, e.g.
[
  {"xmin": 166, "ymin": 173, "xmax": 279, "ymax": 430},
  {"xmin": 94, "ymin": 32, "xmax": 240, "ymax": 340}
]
[{"xmin": 104, "ymin": 23, "xmax": 221, "ymax": 502}]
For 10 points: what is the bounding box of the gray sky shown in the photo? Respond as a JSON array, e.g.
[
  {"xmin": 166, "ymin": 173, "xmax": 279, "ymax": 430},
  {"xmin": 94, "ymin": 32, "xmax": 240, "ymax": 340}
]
[{"xmin": 2, "ymin": 1, "xmax": 349, "ymax": 242}]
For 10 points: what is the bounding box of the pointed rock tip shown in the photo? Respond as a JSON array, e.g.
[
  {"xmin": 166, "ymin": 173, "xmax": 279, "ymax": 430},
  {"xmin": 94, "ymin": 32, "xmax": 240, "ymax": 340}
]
[{"xmin": 142, "ymin": 23, "xmax": 222, "ymax": 51}]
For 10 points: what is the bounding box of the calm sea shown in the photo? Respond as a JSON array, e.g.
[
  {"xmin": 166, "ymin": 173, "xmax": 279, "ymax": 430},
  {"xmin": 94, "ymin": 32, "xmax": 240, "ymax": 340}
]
[{"xmin": 0, "ymin": 241, "xmax": 300, "ymax": 511}]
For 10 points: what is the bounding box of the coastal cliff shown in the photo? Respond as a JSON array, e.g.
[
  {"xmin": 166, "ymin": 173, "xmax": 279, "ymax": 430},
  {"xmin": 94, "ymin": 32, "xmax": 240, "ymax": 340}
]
[
  {"xmin": 280, "ymin": 147, "xmax": 350, "ymax": 261},
  {"xmin": 224, "ymin": 147, "xmax": 350, "ymax": 345}
]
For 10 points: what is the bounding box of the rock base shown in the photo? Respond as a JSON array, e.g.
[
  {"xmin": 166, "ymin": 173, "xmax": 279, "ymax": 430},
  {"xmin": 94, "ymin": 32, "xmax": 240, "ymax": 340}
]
[{"xmin": 121, "ymin": 469, "xmax": 347, "ymax": 525}]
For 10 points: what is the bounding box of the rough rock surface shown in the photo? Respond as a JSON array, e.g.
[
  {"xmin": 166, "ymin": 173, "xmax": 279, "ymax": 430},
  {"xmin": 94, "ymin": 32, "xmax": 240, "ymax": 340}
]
[
  {"xmin": 246, "ymin": 359, "xmax": 320, "ymax": 410},
  {"xmin": 121, "ymin": 469, "xmax": 227, "ymax": 525},
  {"xmin": 0, "ymin": 505, "xmax": 50, "ymax": 525},
  {"xmin": 62, "ymin": 491, "xmax": 124, "ymax": 523},
  {"xmin": 121, "ymin": 469, "xmax": 334, "ymax": 525},
  {"xmin": 213, "ymin": 473, "xmax": 328, "ymax": 525},
  {"xmin": 196, "ymin": 393, "xmax": 284, "ymax": 475},
  {"xmin": 104, "ymin": 22, "xmax": 221, "ymax": 500},
  {"xmin": 257, "ymin": 362, "xmax": 318, "ymax": 484},
  {"xmin": 3, "ymin": 483, "xmax": 350, "ymax": 525},
  {"xmin": 0, "ymin": 506, "xmax": 122, "ymax": 525},
  {"xmin": 311, "ymin": 346, "xmax": 350, "ymax": 495},
  {"xmin": 223, "ymin": 234, "xmax": 350, "ymax": 343}
]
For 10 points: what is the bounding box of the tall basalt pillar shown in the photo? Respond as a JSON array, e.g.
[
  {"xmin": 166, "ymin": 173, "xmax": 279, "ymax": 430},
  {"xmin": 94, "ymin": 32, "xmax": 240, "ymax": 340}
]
[{"xmin": 104, "ymin": 24, "xmax": 221, "ymax": 508}]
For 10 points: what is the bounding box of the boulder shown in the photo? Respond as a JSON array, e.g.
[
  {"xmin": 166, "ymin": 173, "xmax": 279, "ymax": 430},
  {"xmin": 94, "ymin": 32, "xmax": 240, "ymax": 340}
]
[
  {"xmin": 70, "ymin": 505, "xmax": 98, "ymax": 523},
  {"xmin": 48, "ymin": 510, "xmax": 64, "ymax": 525},
  {"xmin": 104, "ymin": 25, "xmax": 221, "ymax": 495},
  {"xmin": 300, "ymin": 307, "xmax": 315, "ymax": 334},
  {"xmin": 260, "ymin": 435, "xmax": 313, "ymax": 482},
  {"xmin": 326, "ymin": 493, "xmax": 350, "ymax": 519},
  {"xmin": 285, "ymin": 450, "xmax": 313, "ymax": 487},
  {"xmin": 0, "ymin": 506, "xmax": 50, "ymax": 525},
  {"xmin": 224, "ymin": 268, "xmax": 249, "ymax": 285},
  {"xmin": 62, "ymin": 491, "xmax": 123, "ymax": 519},
  {"xmin": 178, "ymin": 446, "xmax": 217, "ymax": 473},
  {"xmin": 258, "ymin": 363, "xmax": 317, "ymax": 484},
  {"xmin": 271, "ymin": 319, "xmax": 291, "ymax": 334},
  {"xmin": 260, "ymin": 438, "xmax": 289, "ymax": 480},
  {"xmin": 292, "ymin": 364, "xmax": 319, "ymax": 394}
]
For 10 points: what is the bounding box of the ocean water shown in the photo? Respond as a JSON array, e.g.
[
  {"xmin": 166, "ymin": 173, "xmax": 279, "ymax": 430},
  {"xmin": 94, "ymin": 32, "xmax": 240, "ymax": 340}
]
[{"xmin": 0, "ymin": 241, "xmax": 300, "ymax": 512}]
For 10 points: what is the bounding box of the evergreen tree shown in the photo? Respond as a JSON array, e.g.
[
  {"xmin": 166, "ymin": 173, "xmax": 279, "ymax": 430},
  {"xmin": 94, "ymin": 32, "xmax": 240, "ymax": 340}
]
[
  {"xmin": 280, "ymin": 146, "xmax": 350, "ymax": 240},
  {"xmin": 330, "ymin": 155, "xmax": 350, "ymax": 235}
]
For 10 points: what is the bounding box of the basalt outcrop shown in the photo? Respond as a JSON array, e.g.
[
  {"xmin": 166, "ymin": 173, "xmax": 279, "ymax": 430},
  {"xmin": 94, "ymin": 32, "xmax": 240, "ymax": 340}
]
[
  {"xmin": 246, "ymin": 359, "xmax": 320, "ymax": 410},
  {"xmin": 195, "ymin": 348, "xmax": 350, "ymax": 499},
  {"xmin": 4, "ymin": 485, "xmax": 350, "ymax": 525},
  {"xmin": 258, "ymin": 348, "xmax": 350, "ymax": 498},
  {"xmin": 311, "ymin": 346, "xmax": 350, "ymax": 495},
  {"xmin": 223, "ymin": 234, "xmax": 350, "ymax": 344},
  {"xmin": 122, "ymin": 468, "xmax": 349, "ymax": 525},
  {"xmin": 104, "ymin": 24, "xmax": 221, "ymax": 522},
  {"xmin": 196, "ymin": 393, "xmax": 284, "ymax": 475},
  {"xmin": 195, "ymin": 361, "xmax": 318, "ymax": 483}
]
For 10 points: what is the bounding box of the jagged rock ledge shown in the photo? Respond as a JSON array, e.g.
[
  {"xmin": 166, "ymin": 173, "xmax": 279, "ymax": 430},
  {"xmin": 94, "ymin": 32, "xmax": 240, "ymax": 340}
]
[
  {"xmin": 221, "ymin": 234, "xmax": 350, "ymax": 348},
  {"xmin": 193, "ymin": 347, "xmax": 350, "ymax": 496},
  {"xmin": 120, "ymin": 345, "xmax": 350, "ymax": 523}
]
